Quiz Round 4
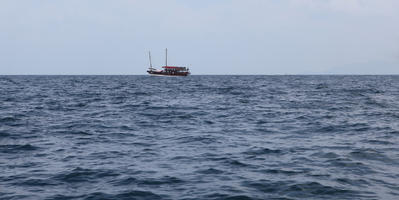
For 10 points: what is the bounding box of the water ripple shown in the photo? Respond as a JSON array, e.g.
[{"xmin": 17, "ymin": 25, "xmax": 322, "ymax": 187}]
[{"xmin": 0, "ymin": 75, "xmax": 399, "ymax": 200}]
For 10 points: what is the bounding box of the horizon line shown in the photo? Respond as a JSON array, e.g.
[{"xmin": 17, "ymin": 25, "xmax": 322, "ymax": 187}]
[{"xmin": 1, "ymin": 74, "xmax": 399, "ymax": 76}]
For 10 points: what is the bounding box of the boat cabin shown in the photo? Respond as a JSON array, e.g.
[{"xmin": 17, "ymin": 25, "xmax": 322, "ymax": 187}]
[{"xmin": 162, "ymin": 66, "xmax": 189, "ymax": 72}]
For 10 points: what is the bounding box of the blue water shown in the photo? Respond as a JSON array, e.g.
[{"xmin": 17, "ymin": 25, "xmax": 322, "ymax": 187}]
[{"xmin": 1, "ymin": 75, "xmax": 399, "ymax": 200}]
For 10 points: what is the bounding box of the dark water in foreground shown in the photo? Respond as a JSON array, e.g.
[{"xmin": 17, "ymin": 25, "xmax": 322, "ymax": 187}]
[{"xmin": 1, "ymin": 75, "xmax": 399, "ymax": 200}]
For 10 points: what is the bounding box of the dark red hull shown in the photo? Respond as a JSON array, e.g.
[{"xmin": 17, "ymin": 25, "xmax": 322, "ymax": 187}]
[{"xmin": 147, "ymin": 70, "xmax": 189, "ymax": 76}]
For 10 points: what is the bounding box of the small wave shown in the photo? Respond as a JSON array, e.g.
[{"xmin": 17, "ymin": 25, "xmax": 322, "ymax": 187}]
[
  {"xmin": 0, "ymin": 132, "xmax": 11, "ymax": 138},
  {"xmin": 326, "ymin": 158, "xmax": 376, "ymax": 175},
  {"xmin": 0, "ymin": 116, "xmax": 19, "ymax": 123},
  {"xmin": 226, "ymin": 159, "xmax": 251, "ymax": 167},
  {"xmin": 53, "ymin": 167, "xmax": 119, "ymax": 183},
  {"xmin": 315, "ymin": 83, "xmax": 328, "ymax": 89},
  {"xmin": 0, "ymin": 144, "xmax": 39, "ymax": 153},
  {"xmin": 369, "ymin": 178, "xmax": 399, "ymax": 191},
  {"xmin": 130, "ymin": 142, "xmax": 155, "ymax": 147},
  {"xmin": 1, "ymin": 194, "xmax": 31, "ymax": 200},
  {"xmin": 363, "ymin": 139, "xmax": 394, "ymax": 145},
  {"xmin": 112, "ymin": 175, "xmax": 185, "ymax": 187},
  {"xmin": 7, "ymin": 161, "xmax": 39, "ymax": 169},
  {"xmin": 342, "ymin": 88, "xmax": 382, "ymax": 95},
  {"xmin": 196, "ymin": 168, "xmax": 224, "ymax": 175},
  {"xmin": 204, "ymin": 193, "xmax": 260, "ymax": 200},
  {"xmin": 176, "ymin": 135, "xmax": 219, "ymax": 144},
  {"xmin": 0, "ymin": 77, "xmax": 18, "ymax": 84},
  {"xmin": 88, "ymin": 151, "xmax": 128, "ymax": 160},
  {"xmin": 243, "ymin": 147, "xmax": 282, "ymax": 155},
  {"xmin": 1, "ymin": 96, "xmax": 17, "ymax": 102},
  {"xmin": 316, "ymin": 125, "xmax": 341, "ymax": 133},
  {"xmin": 132, "ymin": 91, "xmax": 150, "ymax": 96},
  {"xmin": 216, "ymin": 86, "xmax": 235, "ymax": 94},
  {"xmin": 260, "ymin": 168, "xmax": 305, "ymax": 175},
  {"xmin": 137, "ymin": 176, "xmax": 184, "ymax": 186},
  {"xmin": 56, "ymin": 130, "xmax": 93, "ymax": 136},
  {"xmin": 311, "ymin": 151, "xmax": 340, "ymax": 159},
  {"xmin": 45, "ymin": 193, "xmax": 90, "ymax": 200},
  {"xmin": 112, "ymin": 177, "xmax": 137, "ymax": 186},
  {"xmin": 349, "ymin": 149, "xmax": 396, "ymax": 163},
  {"xmin": 244, "ymin": 179, "xmax": 362, "ymax": 198},
  {"xmin": 204, "ymin": 120, "xmax": 215, "ymax": 124},
  {"xmin": 255, "ymin": 119, "xmax": 269, "ymax": 125},
  {"xmin": 110, "ymin": 190, "xmax": 163, "ymax": 200},
  {"xmin": 242, "ymin": 180, "xmax": 287, "ymax": 193},
  {"xmin": 286, "ymin": 182, "xmax": 360, "ymax": 197},
  {"xmin": 14, "ymin": 178, "xmax": 57, "ymax": 187},
  {"xmin": 335, "ymin": 178, "xmax": 370, "ymax": 187},
  {"xmin": 45, "ymin": 191, "xmax": 163, "ymax": 200},
  {"xmin": 72, "ymin": 102, "xmax": 88, "ymax": 108}
]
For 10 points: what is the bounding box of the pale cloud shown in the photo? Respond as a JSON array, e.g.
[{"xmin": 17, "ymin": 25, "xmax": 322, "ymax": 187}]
[{"xmin": 290, "ymin": 0, "xmax": 399, "ymax": 16}]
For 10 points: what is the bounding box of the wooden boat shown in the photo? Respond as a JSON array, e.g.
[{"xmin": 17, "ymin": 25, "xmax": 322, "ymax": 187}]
[{"xmin": 147, "ymin": 49, "xmax": 190, "ymax": 76}]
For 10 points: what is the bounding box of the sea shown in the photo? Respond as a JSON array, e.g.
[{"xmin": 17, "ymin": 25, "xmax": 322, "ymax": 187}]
[{"xmin": 1, "ymin": 75, "xmax": 399, "ymax": 200}]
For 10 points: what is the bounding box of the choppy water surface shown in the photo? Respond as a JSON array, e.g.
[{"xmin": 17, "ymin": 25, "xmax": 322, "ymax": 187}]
[{"xmin": 1, "ymin": 75, "xmax": 399, "ymax": 200}]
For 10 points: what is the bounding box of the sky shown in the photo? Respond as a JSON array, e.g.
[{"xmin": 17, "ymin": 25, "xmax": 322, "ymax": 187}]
[{"xmin": 0, "ymin": 0, "xmax": 398, "ymax": 75}]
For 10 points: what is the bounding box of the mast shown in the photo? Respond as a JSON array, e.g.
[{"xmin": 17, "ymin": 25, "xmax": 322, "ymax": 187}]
[
  {"xmin": 165, "ymin": 48, "xmax": 168, "ymax": 67},
  {"xmin": 148, "ymin": 51, "xmax": 152, "ymax": 69}
]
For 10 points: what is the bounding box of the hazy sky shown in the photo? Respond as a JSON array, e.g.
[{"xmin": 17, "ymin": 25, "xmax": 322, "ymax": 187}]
[{"xmin": 1, "ymin": 0, "xmax": 398, "ymax": 75}]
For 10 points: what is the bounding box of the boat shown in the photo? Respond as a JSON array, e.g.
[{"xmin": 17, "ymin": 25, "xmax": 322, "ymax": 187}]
[{"xmin": 147, "ymin": 48, "xmax": 190, "ymax": 76}]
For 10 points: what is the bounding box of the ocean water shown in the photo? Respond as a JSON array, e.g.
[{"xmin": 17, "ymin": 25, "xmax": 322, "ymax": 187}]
[{"xmin": 1, "ymin": 75, "xmax": 399, "ymax": 200}]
